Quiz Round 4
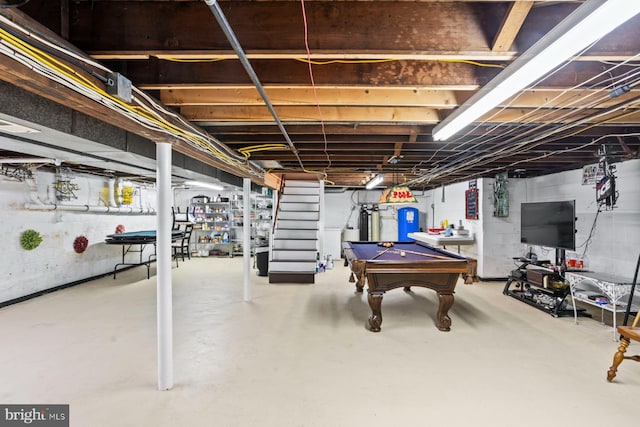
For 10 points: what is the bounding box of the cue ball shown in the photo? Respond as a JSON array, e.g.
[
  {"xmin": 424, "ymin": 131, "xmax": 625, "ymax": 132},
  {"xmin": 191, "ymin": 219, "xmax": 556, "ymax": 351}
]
[{"xmin": 400, "ymin": 251, "xmax": 406, "ymax": 257}]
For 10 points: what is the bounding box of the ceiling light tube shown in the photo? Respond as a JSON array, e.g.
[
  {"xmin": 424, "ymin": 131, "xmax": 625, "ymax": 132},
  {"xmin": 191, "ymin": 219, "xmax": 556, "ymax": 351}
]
[
  {"xmin": 365, "ymin": 174, "xmax": 384, "ymax": 190},
  {"xmin": 432, "ymin": 0, "xmax": 640, "ymax": 141},
  {"xmin": 184, "ymin": 180, "xmax": 224, "ymax": 191}
]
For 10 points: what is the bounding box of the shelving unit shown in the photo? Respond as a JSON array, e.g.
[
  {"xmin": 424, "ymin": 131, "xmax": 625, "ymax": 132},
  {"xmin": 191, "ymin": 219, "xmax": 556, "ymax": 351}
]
[
  {"xmin": 503, "ymin": 257, "xmax": 587, "ymax": 318},
  {"xmin": 230, "ymin": 194, "xmax": 246, "ymax": 257},
  {"xmin": 189, "ymin": 197, "xmax": 232, "ymax": 257},
  {"xmin": 252, "ymin": 190, "xmax": 273, "ymax": 245}
]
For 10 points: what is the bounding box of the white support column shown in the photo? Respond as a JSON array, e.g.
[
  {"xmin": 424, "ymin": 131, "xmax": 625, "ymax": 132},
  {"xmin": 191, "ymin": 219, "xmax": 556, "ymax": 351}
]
[
  {"xmin": 156, "ymin": 142, "xmax": 173, "ymax": 391},
  {"xmin": 319, "ymin": 180, "xmax": 325, "ymax": 260},
  {"xmin": 243, "ymin": 178, "xmax": 251, "ymax": 301}
]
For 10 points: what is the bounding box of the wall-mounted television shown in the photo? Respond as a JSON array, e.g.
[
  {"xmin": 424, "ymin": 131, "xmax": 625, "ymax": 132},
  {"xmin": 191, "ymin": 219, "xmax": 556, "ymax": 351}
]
[{"xmin": 521, "ymin": 200, "xmax": 576, "ymax": 251}]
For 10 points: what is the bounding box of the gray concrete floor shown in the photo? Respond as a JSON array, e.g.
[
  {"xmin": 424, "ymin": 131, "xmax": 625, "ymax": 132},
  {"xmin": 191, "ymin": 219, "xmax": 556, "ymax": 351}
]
[{"xmin": 0, "ymin": 257, "xmax": 637, "ymax": 427}]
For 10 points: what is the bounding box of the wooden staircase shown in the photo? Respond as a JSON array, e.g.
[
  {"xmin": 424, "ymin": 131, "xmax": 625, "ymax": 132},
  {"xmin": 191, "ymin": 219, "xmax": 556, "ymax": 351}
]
[{"xmin": 268, "ymin": 177, "xmax": 320, "ymax": 284}]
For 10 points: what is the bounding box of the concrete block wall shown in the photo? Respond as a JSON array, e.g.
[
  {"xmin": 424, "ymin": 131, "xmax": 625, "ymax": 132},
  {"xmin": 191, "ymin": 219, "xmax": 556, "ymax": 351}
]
[
  {"xmin": 324, "ymin": 189, "xmax": 432, "ymax": 243},
  {"xmin": 525, "ymin": 159, "xmax": 640, "ymax": 275},
  {"xmin": 0, "ymin": 170, "xmax": 156, "ymax": 304},
  {"xmin": 322, "ymin": 158, "xmax": 640, "ymax": 280}
]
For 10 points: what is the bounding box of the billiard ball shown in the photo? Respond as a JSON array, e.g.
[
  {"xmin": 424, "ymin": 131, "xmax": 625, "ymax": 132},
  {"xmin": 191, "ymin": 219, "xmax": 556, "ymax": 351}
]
[{"xmin": 400, "ymin": 251, "xmax": 406, "ymax": 257}]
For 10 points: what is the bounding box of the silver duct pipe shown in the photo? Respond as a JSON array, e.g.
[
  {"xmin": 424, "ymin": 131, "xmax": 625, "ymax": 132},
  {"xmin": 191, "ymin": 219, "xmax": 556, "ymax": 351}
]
[{"xmin": 203, "ymin": 0, "xmax": 305, "ymax": 170}]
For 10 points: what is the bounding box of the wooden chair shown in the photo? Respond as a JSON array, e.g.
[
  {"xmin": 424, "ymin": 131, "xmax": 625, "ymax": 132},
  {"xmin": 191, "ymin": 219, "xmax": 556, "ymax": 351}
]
[
  {"xmin": 172, "ymin": 223, "xmax": 193, "ymax": 266},
  {"xmin": 607, "ymin": 252, "xmax": 640, "ymax": 382},
  {"xmin": 607, "ymin": 313, "xmax": 640, "ymax": 382}
]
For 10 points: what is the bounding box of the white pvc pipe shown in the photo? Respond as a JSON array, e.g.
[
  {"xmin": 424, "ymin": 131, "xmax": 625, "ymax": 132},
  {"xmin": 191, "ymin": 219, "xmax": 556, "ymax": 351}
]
[
  {"xmin": 24, "ymin": 203, "xmax": 156, "ymax": 214},
  {"xmin": 243, "ymin": 177, "xmax": 251, "ymax": 302},
  {"xmin": 156, "ymin": 142, "xmax": 173, "ymax": 391},
  {"xmin": 319, "ymin": 180, "xmax": 325, "ymax": 260},
  {"xmin": 108, "ymin": 178, "xmax": 118, "ymax": 207},
  {"xmin": 0, "ymin": 157, "xmax": 56, "ymax": 164}
]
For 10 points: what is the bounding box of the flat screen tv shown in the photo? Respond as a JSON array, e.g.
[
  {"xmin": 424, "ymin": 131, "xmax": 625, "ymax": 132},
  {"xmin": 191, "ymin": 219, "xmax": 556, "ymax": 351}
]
[{"xmin": 520, "ymin": 200, "xmax": 576, "ymax": 251}]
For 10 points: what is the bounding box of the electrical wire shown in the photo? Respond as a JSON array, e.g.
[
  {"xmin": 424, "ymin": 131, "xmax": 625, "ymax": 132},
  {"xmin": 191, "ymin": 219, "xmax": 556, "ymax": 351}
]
[
  {"xmin": 293, "ymin": 57, "xmax": 505, "ymax": 69},
  {"xmin": 300, "ymin": 0, "xmax": 331, "ymax": 175},
  {"xmin": 408, "ymin": 53, "xmax": 640, "ymax": 186},
  {"xmin": 0, "ymin": 14, "xmax": 263, "ymax": 178},
  {"xmin": 0, "ymin": 16, "xmax": 251, "ymax": 170},
  {"xmin": 410, "ymin": 41, "xmax": 610, "ymax": 178},
  {"xmin": 238, "ymin": 144, "xmax": 290, "ymax": 158},
  {"xmin": 0, "ymin": 0, "xmax": 30, "ymax": 9},
  {"xmin": 577, "ymin": 203, "xmax": 603, "ymax": 260}
]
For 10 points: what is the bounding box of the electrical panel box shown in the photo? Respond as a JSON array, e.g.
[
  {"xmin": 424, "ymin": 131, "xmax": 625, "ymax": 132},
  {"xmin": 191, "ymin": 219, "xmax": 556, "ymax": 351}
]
[{"xmin": 106, "ymin": 71, "xmax": 132, "ymax": 103}]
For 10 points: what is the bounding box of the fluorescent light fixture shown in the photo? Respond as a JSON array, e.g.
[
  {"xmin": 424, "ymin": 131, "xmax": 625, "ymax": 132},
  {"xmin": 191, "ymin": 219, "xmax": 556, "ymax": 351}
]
[
  {"xmin": 432, "ymin": 0, "xmax": 640, "ymax": 141},
  {"xmin": 365, "ymin": 174, "xmax": 384, "ymax": 190},
  {"xmin": 184, "ymin": 180, "xmax": 224, "ymax": 191}
]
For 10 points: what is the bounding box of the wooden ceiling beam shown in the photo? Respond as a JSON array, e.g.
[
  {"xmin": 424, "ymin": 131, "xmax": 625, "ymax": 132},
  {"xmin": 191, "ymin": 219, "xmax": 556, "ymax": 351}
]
[
  {"xmin": 481, "ymin": 108, "xmax": 640, "ymax": 125},
  {"xmin": 181, "ymin": 105, "xmax": 440, "ymax": 123},
  {"xmin": 161, "ymin": 87, "xmax": 464, "ymax": 108},
  {"xmin": 203, "ymin": 124, "xmax": 431, "ymax": 135},
  {"xmin": 116, "ymin": 59, "xmax": 493, "ymax": 87},
  {"xmin": 65, "ymin": 2, "xmax": 494, "ymax": 52},
  {"xmin": 159, "ymin": 86, "xmax": 639, "ymax": 111},
  {"xmin": 492, "ymin": 2, "xmax": 534, "ymax": 52}
]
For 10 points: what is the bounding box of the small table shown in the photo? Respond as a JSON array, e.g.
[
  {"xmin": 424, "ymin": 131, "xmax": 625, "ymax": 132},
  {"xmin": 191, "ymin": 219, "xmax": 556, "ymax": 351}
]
[
  {"xmin": 407, "ymin": 232, "xmax": 474, "ymax": 253},
  {"xmin": 565, "ymin": 271, "xmax": 636, "ymax": 340},
  {"xmin": 105, "ymin": 230, "xmax": 184, "ymax": 279},
  {"xmin": 342, "ymin": 241, "xmax": 468, "ymax": 332}
]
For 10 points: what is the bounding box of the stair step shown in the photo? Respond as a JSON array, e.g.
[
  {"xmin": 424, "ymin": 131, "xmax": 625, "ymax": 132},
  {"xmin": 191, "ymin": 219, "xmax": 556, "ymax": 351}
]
[
  {"xmin": 276, "ymin": 219, "xmax": 319, "ymax": 229},
  {"xmin": 279, "ymin": 202, "xmax": 319, "ymax": 212},
  {"xmin": 278, "ymin": 211, "xmax": 319, "ymax": 220},
  {"xmin": 269, "ymin": 272, "xmax": 315, "ymax": 284},
  {"xmin": 283, "ymin": 187, "xmax": 320, "ymax": 196},
  {"xmin": 280, "ymin": 194, "xmax": 320, "ymax": 203},
  {"xmin": 272, "ymin": 240, "xmax": 317, "ymax": 250},
  {"xmin": 285, "ymin": 180, "xmax": 320, "ymax": 188},
  {"xmin": 274, "ymin": 229, "xmax": 318, "ymax": 239},
  {"xmin": 271, "ymin": 250, "xmax": 317, "ymax": 261},
  {"xmin": 269, "ymin": 261, "xmax": 317, "ymax": 271}
]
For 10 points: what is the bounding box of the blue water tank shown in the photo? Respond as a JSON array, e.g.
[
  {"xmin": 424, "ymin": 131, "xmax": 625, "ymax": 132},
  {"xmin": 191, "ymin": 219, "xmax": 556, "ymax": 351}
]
[{"xmin": 398, "ymin": 207, "xmax": 419, "ymax": 242}]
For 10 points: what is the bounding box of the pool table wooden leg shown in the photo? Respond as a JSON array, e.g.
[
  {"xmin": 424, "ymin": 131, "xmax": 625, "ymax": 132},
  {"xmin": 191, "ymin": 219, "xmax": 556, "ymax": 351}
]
[
  {"xmin": 367, "ymin": 291, "xmax": 384, "ymax": 332},
  {"xmin": 352, "ymin": 260, "xmax": 366, "ymax": 292},
  {"xmin": 436, "ymin": 293, "xmax": 454, "ymax": 331}
]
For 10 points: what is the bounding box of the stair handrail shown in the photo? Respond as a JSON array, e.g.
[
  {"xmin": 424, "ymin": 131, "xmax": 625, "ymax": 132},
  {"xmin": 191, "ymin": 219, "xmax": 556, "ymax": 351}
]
[{"xmin": 271, "ymin": 178, "xmax": 286, "ymax": 234}]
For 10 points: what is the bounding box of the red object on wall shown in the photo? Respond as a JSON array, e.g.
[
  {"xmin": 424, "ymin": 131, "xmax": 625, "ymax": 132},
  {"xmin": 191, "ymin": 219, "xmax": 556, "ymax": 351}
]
[
  {"xmin": 73, "ymin": 235, "xmax": 89, "ymax": 253},
  {"xmin": 115, "ymin": 224, "xmax": 126, "ymax": 234}
]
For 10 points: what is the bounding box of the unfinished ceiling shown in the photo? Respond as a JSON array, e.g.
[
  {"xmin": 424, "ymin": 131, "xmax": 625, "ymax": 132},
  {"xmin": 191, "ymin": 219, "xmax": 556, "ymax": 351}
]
[{"xmin": 1, "ymin": 0, "xmax": 639, "ymax": 188}]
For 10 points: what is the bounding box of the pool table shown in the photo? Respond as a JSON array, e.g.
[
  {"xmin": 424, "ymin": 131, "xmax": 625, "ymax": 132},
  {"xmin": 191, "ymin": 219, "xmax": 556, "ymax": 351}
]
[{"xmin": 342, "ymin": 241, "xmax": 468, "ymax": 332}]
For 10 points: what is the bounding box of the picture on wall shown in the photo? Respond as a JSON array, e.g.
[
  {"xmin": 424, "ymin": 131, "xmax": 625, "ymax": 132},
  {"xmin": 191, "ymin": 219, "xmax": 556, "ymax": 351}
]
[{"xmin": 465, "ymin": 189, "xmax": 479, "ymax": 220}]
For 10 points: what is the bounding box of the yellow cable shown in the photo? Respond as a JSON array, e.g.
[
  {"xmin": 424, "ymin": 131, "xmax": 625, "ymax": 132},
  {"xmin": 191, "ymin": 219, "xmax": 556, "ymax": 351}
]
[
  {"xmin": 159, "ymin": 57, "xmax": 226, "ymax": 63},
  {"xmin": 439, "ymin": 59, "xmax": 506, "ymax": 69},
  {"xmin": 294, "ymin": 58, "xmax": 398, "ymax": 65},
  {"xmin": 0, "ymin": 27, "xmax": 258, "ymax": 174},
  {"xmin": 295, "ymin": 57, "xmax": 506, "ymax": 69}
]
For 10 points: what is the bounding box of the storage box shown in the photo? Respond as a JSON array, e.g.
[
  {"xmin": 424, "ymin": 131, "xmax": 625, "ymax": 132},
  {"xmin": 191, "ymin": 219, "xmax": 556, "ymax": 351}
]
[
  {"xmin": 192, "ymin": 195, "xmax": 209, "ymax": 203},
  {"xmin": 527, "ymin": 268, "xmax": 551, "ymax": 286}
]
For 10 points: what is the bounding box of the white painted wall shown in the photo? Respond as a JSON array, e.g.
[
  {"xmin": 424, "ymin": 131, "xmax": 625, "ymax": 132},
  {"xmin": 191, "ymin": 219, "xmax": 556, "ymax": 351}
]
[
  {"xmin": 524, "ymin": 159, "xmax": 640, "ymax": 276},
  {"xmin": 323, "ymin": 158, "xmax": 640, "ymax": 281},
  {"xmin": 324, "ymin": 189, "xmax": 432, "ymax": 247},
  {"xmin": 0, "ymin": 170, "xmax": 157, "ymax": 303},
  {"xmin": 2, "ymin": 158, "xmax": 637, "ymax": 303}
]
